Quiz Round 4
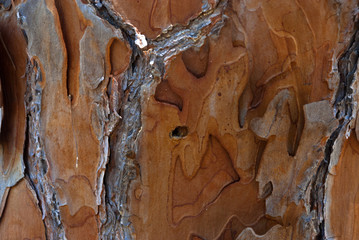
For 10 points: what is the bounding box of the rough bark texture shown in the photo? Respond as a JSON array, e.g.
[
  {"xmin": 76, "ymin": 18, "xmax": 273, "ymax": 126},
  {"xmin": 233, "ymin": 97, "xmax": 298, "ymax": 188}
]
[{"xmin": 0, "ymin": 0, "xmax": 358, "ymax": 239}]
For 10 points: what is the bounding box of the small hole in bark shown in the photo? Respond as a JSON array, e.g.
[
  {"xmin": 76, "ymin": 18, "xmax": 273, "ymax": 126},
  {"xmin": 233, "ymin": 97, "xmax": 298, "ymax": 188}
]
[{"xmin": 170, "ymin": 126, "xmax": 188, "ymax": 138}]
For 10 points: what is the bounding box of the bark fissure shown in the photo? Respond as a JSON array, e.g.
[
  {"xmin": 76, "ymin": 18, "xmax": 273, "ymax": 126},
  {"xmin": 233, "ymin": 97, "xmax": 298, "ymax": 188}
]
[
  {"xmin": 91, "ymin": 1, "xmax": 230, "ymax": 238},
  {"xmin": 311, "ymin": 25, "xmax": 359, "ymax": 240},
  {"xmin": 23, "ymin": 113, "xmax": 49, "ymax": 240},
  {"xmin": 24, "ymin": 59, "xmax": 66, "ymax": 239}
]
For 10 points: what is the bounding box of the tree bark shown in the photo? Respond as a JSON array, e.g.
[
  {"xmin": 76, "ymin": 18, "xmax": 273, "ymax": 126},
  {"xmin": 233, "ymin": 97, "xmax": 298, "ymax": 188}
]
[{"xmin": 0, "ymin": 0, "xmax": 358, "ymax": 239}]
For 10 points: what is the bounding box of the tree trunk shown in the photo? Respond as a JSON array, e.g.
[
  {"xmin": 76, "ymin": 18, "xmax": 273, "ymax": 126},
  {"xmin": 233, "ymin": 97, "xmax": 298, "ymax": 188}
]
[{"xmin": 0, "ymin": 0, "xmax": 358, "ymax": 239}]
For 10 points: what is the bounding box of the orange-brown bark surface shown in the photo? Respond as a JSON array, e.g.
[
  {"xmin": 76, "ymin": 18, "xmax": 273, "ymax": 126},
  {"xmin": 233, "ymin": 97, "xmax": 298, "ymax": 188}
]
[{"xmin": 0, "ymin": 0, "xmax": 358, "ymax": 239}]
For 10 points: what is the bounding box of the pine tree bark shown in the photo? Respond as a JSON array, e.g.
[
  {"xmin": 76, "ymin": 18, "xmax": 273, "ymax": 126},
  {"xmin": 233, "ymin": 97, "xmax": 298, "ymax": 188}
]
[{"xmin": 0, "ymin": 0, "xmax": 358, "ymax": 239}]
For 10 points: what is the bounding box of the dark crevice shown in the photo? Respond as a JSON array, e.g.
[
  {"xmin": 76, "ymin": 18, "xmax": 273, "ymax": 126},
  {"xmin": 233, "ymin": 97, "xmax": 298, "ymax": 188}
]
[
  {"xmin": 23, "ymin": 61, "xmax": 49, "ymax": 239},
  {"xmin": 89, "ymin": 1, "xmax": 229, "ymax": 239},
  {"xmin": 89, "ymin": 2, "xmax": 144, "ymax": 237},
  {"xmin": 286, "ymin": 87, "xmax": 302, "ymax": 157},
  {"xmin": 24, "ymin": 59, "xmax": 65, "ymax": 239},
  {"xmin": 54, "ymin": 0, "xmax": 71, "ymax": 101},
  {"xmin": 54, "ymin": 0, "xmax": 84, "ymax": 104},
  {"xmin": 238, "ymin": 83, "xmax": 252, "ymax": 128},
  {"xmin": 23, "ymin": 112, "xmax": 49, "ymax": 240},
  {"xmin": 90, "ymin": 1, "xmax": 138, "ymax": 51},
  {"xmin": 311, "ymin": 24, "xmax": 359, "ymax": 240},
  {"xmin": 254, "ymin": 139, "xmax": 267, "ymax": 177},
  {"xmin": 286, "ymin": 122, "xmax": 297, "ymax": 157},
  {"xmin": 21, "ymin": 29, "xmax": 28, "ymax": 46}
]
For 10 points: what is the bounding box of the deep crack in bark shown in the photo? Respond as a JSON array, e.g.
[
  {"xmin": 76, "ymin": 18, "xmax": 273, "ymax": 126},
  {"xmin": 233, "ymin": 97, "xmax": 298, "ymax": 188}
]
[
  {"xmin": 91, "ymin": 0, "xmax": 229, "ymax": 238},
  {"xmin": 24, "ymin": 59, "xmax": 66, "ymax": 240},
  {"xmin": 311, "ymin": 24, "xmax": 359, "ymax": 240}
]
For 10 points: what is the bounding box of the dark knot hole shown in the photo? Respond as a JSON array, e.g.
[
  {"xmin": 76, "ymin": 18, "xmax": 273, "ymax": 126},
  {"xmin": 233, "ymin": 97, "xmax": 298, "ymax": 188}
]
[{"xmin": 170, "ymin": 126, "xmax": 188, "ymax": 138}]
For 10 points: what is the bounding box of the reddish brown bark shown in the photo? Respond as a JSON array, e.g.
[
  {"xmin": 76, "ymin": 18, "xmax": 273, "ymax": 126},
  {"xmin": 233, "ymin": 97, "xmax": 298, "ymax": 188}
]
[{"xmin": 0, "ymin": 0, "xmax": 358, "ymax": 239}]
